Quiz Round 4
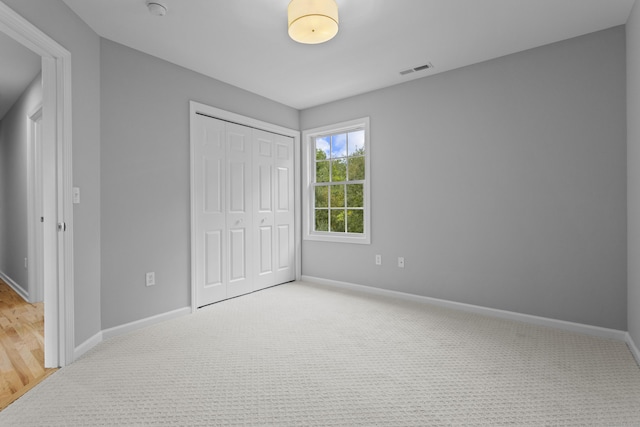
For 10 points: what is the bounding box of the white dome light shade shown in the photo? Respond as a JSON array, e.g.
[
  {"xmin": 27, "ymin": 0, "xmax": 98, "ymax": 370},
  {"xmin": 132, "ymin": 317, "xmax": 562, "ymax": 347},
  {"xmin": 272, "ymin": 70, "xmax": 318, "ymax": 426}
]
[{"xmin": 288, "ymin": 0, "xmax": 339, "ymax": 44}]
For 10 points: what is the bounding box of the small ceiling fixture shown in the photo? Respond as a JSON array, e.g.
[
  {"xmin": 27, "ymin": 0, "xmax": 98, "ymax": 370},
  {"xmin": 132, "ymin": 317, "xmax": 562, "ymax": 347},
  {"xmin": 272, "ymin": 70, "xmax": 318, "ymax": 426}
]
[
  {"xmin": 288, "ymin": 0, "xmax": 339, "ymax": 44},
  {"xmin": 146, "ymin": 0, "xmax": 167, "ymax": 17}
]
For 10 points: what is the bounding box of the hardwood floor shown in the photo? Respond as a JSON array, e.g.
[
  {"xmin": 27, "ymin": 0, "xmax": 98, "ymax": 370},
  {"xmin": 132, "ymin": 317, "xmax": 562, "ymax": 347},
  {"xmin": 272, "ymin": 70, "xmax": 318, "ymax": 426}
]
[{"xmin": 0, "ymin": 279, "xmax": 56, "ymax": 411}]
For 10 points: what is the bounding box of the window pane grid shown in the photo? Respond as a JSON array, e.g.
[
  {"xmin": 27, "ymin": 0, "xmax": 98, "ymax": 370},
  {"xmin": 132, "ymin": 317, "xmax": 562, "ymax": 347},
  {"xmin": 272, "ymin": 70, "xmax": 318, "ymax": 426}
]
[
  {"xmin": 312, "ymin": 181, "xmax": 365, "ymax": 233},
  {"xmin": 313, "ymin": 128, "xmax": 366, "ymax": 233},
  {"xmin": 307, "ymin": 120, "xmax": 368, "ymax": 240},
  {"xmin": 313, "ymin": 180, "xmax": 365, "ymax": 186},
  {"xmin": 313, "ymin": 208, "xmax": 365, "ymax": 234}
]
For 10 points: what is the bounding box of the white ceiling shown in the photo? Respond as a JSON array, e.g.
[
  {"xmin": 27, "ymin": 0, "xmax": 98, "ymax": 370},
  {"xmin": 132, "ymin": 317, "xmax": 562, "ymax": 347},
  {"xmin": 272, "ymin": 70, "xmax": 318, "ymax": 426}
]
[
  {"xmin": 1, "ymin": 1, "xmax": 635, "ymax": 117},
  {"xmin": 0, "ymin": 30, "xmax": 40, "ymax": 120},
  {"xmin": 56, "ymin": 0, "xmax": 640, "ymax": 109}
]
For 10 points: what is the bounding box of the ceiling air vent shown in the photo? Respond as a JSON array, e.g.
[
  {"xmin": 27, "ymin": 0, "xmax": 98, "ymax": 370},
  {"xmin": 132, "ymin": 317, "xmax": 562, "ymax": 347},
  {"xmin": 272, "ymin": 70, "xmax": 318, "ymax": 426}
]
[{"xmin": 399, "ymin": 62, "xmax": 434, "ymax": 76}]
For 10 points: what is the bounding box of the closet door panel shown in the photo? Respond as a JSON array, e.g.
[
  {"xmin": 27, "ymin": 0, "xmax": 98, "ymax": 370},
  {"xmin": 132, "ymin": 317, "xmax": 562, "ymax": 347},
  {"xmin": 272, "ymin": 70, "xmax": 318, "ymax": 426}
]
[
  {"xmin": 253, "ymin": 130, "xmax": 276, "ymax": 290},
  {"xmin": 274, "ymin": 136, "xmax": 296, "ymax": 284},
  {"xmin": 277, "ymin": 225, "xmax": 291, "ymax": 270},
  {"xmin": 226, "ymin": 123, "xmax": 253, "ymax": 298},
  {"xmin": 205, "ymin": 231, "xmax": 222, "ymax": 285},
  {"xmin": 194, "ymin": 115, "xmax": 226, "ymax": 307},
  {"xmin": 258, "ymin": 226, "xmax": 273, "ymax": 274},
  {"xmin": 258, "ymin": 164, "xmax": 272, "ymax": 212},
  {"xmin": 229, "ymin": 228, "xmax": 247, "ymax": 282}
]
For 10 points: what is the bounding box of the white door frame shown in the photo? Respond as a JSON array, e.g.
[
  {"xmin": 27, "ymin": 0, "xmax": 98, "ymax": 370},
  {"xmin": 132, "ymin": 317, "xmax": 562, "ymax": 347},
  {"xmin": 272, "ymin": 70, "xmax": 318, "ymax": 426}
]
[
  {"xmin": 27, "ymin": 105, "xmax": 44, "ymax": 303},
  {"xmin": 189, "ymin": 101, "xmax": 301, "ymax": 312},
  {"xmin": 0, "ymin": 1, "xmax": 74, "ymax": 367}
]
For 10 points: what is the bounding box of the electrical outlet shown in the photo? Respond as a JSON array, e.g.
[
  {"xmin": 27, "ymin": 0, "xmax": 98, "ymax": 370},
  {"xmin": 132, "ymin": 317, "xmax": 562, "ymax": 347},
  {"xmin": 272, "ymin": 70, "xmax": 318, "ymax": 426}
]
[
  {"xmin": 375, "ymin": 254, "xmax": 382, "ymax": 265},
  {"xmin": 145, "ymin": 272, "xmax": 156, "ymax": 286},
  {"xmin": 398, "ymin": 257, "xmax": 405, "ymax": 268},
  {"xmin": 24, "ymin": 258, "xmax": 28, "ymax": 269}
]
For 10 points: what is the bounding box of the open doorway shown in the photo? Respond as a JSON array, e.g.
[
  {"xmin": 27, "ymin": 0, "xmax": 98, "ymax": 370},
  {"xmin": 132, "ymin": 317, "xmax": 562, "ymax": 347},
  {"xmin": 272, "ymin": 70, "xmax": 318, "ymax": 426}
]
[
  {"xmin": 0, "ymin": 29, "xmax": 54, "ymax": 408},
  {"xmin": 0, "ymin": 28, "xmax": 42, "ymax": 302},
  {"xmin": 0, "ymin": 1, "xmax": 74, "ymax": 369}
]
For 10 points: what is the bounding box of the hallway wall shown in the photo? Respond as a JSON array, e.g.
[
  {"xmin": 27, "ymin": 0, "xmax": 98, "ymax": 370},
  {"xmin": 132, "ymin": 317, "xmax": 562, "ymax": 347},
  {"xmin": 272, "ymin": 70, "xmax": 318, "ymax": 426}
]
[{"xmin": 0, "ymin": 73, "xmax": 42, "ymax": 297}]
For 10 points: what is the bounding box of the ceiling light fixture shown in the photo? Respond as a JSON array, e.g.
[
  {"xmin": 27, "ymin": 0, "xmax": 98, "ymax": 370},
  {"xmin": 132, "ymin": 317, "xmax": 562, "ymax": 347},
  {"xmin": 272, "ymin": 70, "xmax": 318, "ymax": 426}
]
[
  {"xmin": 146, "ymin": 0, "xmax": 167, "ymax": 17},
  {"xmin": 288, "ymin": 0, "xmax": 339, "ymax": 44}
]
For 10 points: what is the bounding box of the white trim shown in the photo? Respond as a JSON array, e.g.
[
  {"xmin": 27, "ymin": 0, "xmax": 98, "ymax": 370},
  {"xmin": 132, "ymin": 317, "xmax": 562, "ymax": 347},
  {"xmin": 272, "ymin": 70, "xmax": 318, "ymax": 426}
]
[
  {"xmin": 75, "ymin": 306, "xmax": 195, "ymax": 360},
  {"xmin": 301, "ymin": 276, "xmax": 629, "ymax": 342},
  {"xmin": 302, "ymin": 117, "xmax": 371, "ymax": 244},
  {"xmin": 73, "ymin": 331, "xmax": 103, "ymax": 361},
  {"xmin": 189, "ymin": 101, "xmax": 302, "ymax": 312},
  {"xmin": 41, "ymin": 57, "xmax": 60, "ymax": 367},
  {"xmin": 294, "ymin": 125, "xmax": 302, "ymax": 281},
  {"xmin": 626, "ymin": 333, "xmax": 640, "ymax": 366},
  {"xmin": 190, "ymin": 102, "xmax": 300, "ymax": 138},
  {"xmin": 27, "ymin": 104, "xmax": 43, "ymax": 304},
  {"xmin": 0, "ymin": 270, "xmax": 29, "ymax": 302},
  {"xmin": 102, "ymin": 307, "xmax": 191, "ymax": 341},
  {"xmin": 0, "ymin": 1, "xmax": 74, "ymax": 368},
  {"xmin": 189, "ymin": 105, "xmax": 198, "ymax": 313},
  {"xmin": 58, "ymin": 46, "xmax": 75, "ymax": 368}
]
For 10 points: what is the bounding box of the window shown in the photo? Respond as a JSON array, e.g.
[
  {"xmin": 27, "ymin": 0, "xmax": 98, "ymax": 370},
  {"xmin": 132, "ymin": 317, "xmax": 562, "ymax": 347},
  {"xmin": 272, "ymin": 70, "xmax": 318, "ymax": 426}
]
[{"xmin": 303, "ymin": 117, "xmax": 370, "ymax": 244}]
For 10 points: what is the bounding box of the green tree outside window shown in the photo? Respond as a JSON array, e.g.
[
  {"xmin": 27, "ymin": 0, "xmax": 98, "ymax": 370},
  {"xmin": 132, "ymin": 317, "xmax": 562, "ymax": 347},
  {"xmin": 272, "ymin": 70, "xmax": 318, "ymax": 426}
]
[{"xmin": 313, "ymin": 129, "xmax": 365, "ymax": 234}]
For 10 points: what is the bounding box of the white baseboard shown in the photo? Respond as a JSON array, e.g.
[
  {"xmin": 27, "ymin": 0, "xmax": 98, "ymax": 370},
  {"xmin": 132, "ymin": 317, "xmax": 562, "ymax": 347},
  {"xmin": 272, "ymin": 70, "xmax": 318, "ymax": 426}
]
[
  {"xmin": 73, "ymin": 307, "xmax": 191, "ymax": 362},
  {"xmin": 626, "ymin": 333, "xmax": 640, "ymax": 366},
  {"xmin": 73, "ymin": 330, "xmax": 103, "ymax": 361},
  {"xmin": 0, "ymin": 270, "xmax": 29, "ymax": 302},
  {"xmin": 301, "ymin": 276, "xmax": 628, "ymax": 342},
  {"xmin": 102, "ymin": 306, "xmax": 191, "ymax": 341}
]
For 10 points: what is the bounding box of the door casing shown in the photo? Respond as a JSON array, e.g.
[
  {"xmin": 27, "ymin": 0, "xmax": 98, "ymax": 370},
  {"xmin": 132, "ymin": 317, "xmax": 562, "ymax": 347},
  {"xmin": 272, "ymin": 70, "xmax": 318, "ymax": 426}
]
[
  {"xmin": 27, "ymin": 105, "xmax": 44, "ymax": 304},
  {"xmin": 0, "ymin": 1, "xmax": 75, "ymax": 367}
]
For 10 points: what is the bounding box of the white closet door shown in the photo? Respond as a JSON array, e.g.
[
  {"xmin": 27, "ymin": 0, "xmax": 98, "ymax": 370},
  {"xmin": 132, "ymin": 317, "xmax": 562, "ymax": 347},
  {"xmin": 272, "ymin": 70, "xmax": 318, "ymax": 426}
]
[
  {"xmin": 253, "ymin": 130, "xmax": 295, "ymax": 290},
  {"xmin": 252, "ymin": 130, "xmax": 276, "ymax": 290},
  {"xmin": 193, "ymin": 115, "xmax": 226, "ymax": 307},
  {"xmin": 194, "ymin": 113, "xmax": 295, "ymax": 307},
  {"xmin": 273, "ymin": 135, "xmax": 295, "ymax": 284},
  {"xmin": 225, "ymin": 123, "xmax": 253, "ymax": 299}
]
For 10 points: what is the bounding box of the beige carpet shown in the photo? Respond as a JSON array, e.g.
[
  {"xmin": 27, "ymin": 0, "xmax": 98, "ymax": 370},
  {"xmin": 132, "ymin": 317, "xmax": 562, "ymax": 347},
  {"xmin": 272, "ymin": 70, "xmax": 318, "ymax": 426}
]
[{"xmin": 1, "ymin": 281, "xmax": 639, "ymax": 426}]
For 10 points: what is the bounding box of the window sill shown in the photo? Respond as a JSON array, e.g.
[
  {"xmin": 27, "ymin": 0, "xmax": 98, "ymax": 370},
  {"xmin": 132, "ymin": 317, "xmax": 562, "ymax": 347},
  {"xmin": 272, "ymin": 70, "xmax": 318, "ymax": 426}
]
[{"xmin": 304, "ymin": 232, "xmax": 370, "ymax": 245}]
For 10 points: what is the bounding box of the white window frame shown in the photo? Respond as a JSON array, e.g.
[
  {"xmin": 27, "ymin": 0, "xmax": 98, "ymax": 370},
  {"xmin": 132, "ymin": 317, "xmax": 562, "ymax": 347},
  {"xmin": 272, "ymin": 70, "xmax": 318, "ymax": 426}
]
[{"xmin": 302, "ymin": 117, "xmax": 370, "ymax": 244}]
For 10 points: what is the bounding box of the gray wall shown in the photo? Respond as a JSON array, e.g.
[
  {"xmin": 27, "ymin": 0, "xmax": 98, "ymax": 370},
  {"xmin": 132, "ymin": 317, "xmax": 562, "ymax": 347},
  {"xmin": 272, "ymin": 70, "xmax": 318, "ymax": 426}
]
[
  {"xmin": 1, "ymin": 1, "xmax": 632, "ymax": 347},
  {"xmin": 0, "ymin": 73, "xmax": 41, "ymax": 294},
  {"xmin": 300, "ymin": 27, "xmax": 627, "ymax": 330},
  {"xmin": 628, "ymin": 2, "xmax": 640, "ymax": 348},
  {"xmin": 100, "ymin": 39, "xmax": 299, "ymax": 329},
  {"xmin": 2, "ymin": 0, "xmax": 102, "ymax": 345}
]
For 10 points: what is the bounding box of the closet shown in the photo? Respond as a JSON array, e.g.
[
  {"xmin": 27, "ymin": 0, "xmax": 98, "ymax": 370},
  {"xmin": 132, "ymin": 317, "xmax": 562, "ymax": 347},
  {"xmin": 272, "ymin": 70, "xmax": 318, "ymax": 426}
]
[{"xmin": 192, "ymin": 114, "xmax": 295, "ymax": 307}]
